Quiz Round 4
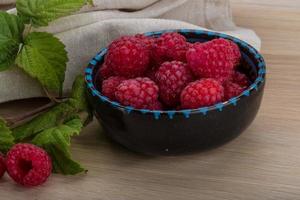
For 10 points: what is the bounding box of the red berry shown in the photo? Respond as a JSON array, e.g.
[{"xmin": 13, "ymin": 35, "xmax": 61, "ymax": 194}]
[
  {"xmin": 148, "ymin": 100, "xmax": 163, "ymax": 110},
  {"xmin": 6, "ymin": 144, "xmax": 52, "ymax": 187},
  {"xmin": 115, "ymin": 77, "xmax": 159, "ymax": 109},
  {"xmin": 152, "ymin": 32, "xmax": 189, "ymax": 64},
  {"xmin": 145, "ymin": 67, "xmax": 158, "ymax": 82},
  {"xmin": 101, "ymin": 76, "xmax": 126, "ymax": 100},
  {"xmin": 99, "ymin": 63, "xmax": 114, "ymax": 79},
  {"xmin": 155, "ymin": 61, "xmax": 194, "ymax": 107},
  {"xmin": 0, "ymin": 153, "xmax": 6, "ymax": 178},
  {"xmin": 229, "ymin": 40, "xmax": 241, "ymax": 65},
  {"xmin": 232, "ymin": 71, "xmax": 250, "ymax": 88},
  {"xmin": 180, "ymin": 79, "xmax": 224, "ymax": 109},
  {"xmin": 134, "ymin": 34, "xmax": 155, "ymax": 50},
  {"xmin": 105, "ymin": 36, "xmax": 150, "ymax": 78},
  {"xmin": 95, "ymin": 63, "xmax": 114, "ymax": 88},
  {"xmin": 223, "ymin": 81, "xmax": 244, "ymax": 100},
  {"xmin": 186, "ymin": 39, "xmax": 238, "ymax": 81},
  {"xmin": 115, "ymin": 34, "xmax": 155, "ymax": 50}
]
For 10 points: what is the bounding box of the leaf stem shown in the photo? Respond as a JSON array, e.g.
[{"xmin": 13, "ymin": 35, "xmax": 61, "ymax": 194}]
[
  {"xmin": 5, "ymin": 101, "xmax": 56, "ymax": 128},
  {"xmin": 43, "ymin": 87, "xmax": 64, "ymax": 103},
  {"xmin": 22, "ymin": 24, "xmax": 32, "ymax": 39}
]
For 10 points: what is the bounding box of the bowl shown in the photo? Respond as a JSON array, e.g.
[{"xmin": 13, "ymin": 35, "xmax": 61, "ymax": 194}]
[{"xmin": 85, "ymin": 29, "xmax": 266, "ymax": 155}]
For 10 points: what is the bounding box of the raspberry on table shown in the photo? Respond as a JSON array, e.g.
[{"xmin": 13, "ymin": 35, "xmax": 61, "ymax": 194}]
[
  {"xmin": 152, "ymin": 32, "xmax": 189, "ymax": 64},
  {"xmin": 115, "ymin": 77, "xmax": 159, "ymax": 109},
  {"xmin": 180, "ymin": 78, "xmax": 224, "ymax": 109},
  {"xmin": 186, "ymin": 39, "xmax": 239, "ymax": 82},
  {"xmin": 155, "ymin": 61, "xmax": 194, "ymax": 107},
  {"xmin": 105, "ymin": 36, "xmax": 150, "ymax": 78},
  {"xmin": 232, "ymin": 71, "xmax": 250, "ymax": 88},
  {"xmin": 0, "ymin": 153, "xmax": 6, "ymax": 178},
  {"xmin": 223, "ymin": 81, "xmax": 244, "ymax": 100},
  {"xmin": 6, "ymin": 143, "xmax": 52, "ymax": 187},
  {"xmin": 101, "ymin": 76, "xmax": 126, "ymax": 100}
]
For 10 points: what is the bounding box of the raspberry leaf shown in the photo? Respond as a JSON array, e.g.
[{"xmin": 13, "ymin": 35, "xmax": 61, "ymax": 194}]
[
  {"xmin": 71, "ymin": 75, "xmax": 89, "ymax": 112},
  {"xmin": 32, "ymin": 118, "xmax": 85, "ymax": 174},
  {"xmin": 12, "ymin": 100, "xmax": 79, "ymax": 141},
  {"xmin": 32, "ymin": 118, "xmax": 82, "ymax": 156},
  {"xmin": 15, "ymin": 32, "xmax": 68, "ymax": 93},
  {"xmin": 46, "ymin": 145, "xmax": 85, "ymax": 175},
  {"xmin": 16, "ymin": 0, "xmax": 92, "ymax": 27},
  {"xmin": 12, "ymin": 75, "xmax": 91, "ymax": 141},
  {"xmin": 0, "ymin": 12, "xmax": 24, "ymax": 71},
  {"xmin": 87, "ymin": 0, "xmax": 94, "ymax": 5},
  {"xmin": 70, "ymin": 75, "xmax": 93, "ymax": 125},
  {"xmin": 0, "ymin": 118, "xmax": 15, "ymax": 153}
]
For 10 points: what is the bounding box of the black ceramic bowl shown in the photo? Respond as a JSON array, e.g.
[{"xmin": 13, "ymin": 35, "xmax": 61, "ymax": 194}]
[{"xmin": 85, "ymin": 29, "xmax": 266, "ymax": 155}]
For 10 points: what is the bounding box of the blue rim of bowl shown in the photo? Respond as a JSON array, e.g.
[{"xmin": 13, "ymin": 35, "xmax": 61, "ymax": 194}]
[{"xmin": 85, "ymin": 29, "xmax": 266, "ymax": 119}]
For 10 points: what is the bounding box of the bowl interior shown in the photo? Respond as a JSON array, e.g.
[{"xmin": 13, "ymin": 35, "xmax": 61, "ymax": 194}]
[{"xmin": 85, "ymin": 29, "xmax": 266, "ymax": 119}]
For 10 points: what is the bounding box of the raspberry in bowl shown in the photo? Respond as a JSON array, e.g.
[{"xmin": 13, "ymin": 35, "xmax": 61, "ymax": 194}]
[{"xmin": 85, "ymin": 29, "xmax": 266, "ymax": 155}]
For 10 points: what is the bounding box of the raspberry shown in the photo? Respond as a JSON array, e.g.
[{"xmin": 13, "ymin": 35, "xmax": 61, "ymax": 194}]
[
  {"xmin": 112, "ymin": 34, "xmax": 155, "ymax": 50},
  {"xmin": 0, "ymin": 153, "xmax": 6, "ymax": 178},
  {"xmin": 105, "ymin": 36, "xmax": 150, "ymax": 78},
  {"xmin": 180, "ymin": 79, "xmax": 224, "ymax": 109},
  {"xmin": 152, "ymin": 32, "xmax": 189, "ymax": 64},
  {"xmin": 115, "ymin": 77, "xmax": 159, "ymax": 109},
  {"xmin": 98, "ymin": 63, "xmax": 114, "ymax": 80},
  {"xmin": 101, "ymin": 76, "xmax": 125, "ymax": 100},
  {"xmin": 229, "ymin": 40, "xmax": 241, "ymax": 65},
  {"xmin": 148, "ymin": 100, "xmax": 163, "ymax": 110},
  {"xmin": 155, "ymin": 61, "xmax": 194, "ymax": 107},
  {"xmin": 223, "ymin": 81, "xmax": 244, "ymax": 100},
  {"xmin": 186, "ymin": 39, "xmax": 238, "ymax": 81},
  {"xmin": 108, "ymin": 36, "xmax": 132, "ymax": 49},
  {"xmin": 145, "ymin": 67, "xmax": 158, "ymax": 82},
  {"xmin": 94, "ymin": 63, "xmax": 114, "ymax": 90},
  {"xmin": 133, "ymin": 34, "xmax": 155, "ymax": 50},
  {"xmin": 232, "ymin": 71, "xmax": 250, "ymax": 88},
  {"xmin": 6, "ymin": 144, "xmax": 52, "ymax": 187}
]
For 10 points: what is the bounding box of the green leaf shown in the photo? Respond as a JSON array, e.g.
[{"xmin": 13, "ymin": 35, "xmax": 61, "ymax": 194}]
[
  {"xmin": 16, "ymin": 0, "xmax": 92, "ymax": 27},
  {"xmin": 32, "ymin": 118, "xmax": 84, "ymax": 174},
  {"xmin": 0, "ymin": 12, "xmax": 24, "ymax": 71},
  {"xmin": 0, "ymin": 118, "xmax": 15, "ymax": 153},
  {"xmin": 12, "ymin": 100, "xmax": 78, "ymax": 141},
  {"xmin": 71, "ymin": 75, "xmax": 89, "ymax": 111},
  {"xmin": 70, "ymin": 75, "xmax": 93, "ymax": 125},
  {"xmin": 32, "ymin": 118, "xmax": 82, "ymax": 156},
  {"xmin": 46, "ymin": 145, "xmax": 85, "ymax": 175},
  {"xmin": 15, "ymin": 32, "xmax": 68, "ymax": 92},
  {"xmin": 87, "ymin": 0, "xmax": 94, "ymax": 5}
]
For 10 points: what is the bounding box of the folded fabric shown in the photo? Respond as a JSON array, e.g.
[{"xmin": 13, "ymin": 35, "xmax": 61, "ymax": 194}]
[
  {"xmin": 0, "ymin": 0, "xmax": 15, "ymax": 4},
  {"xmin": 0, "ymin": 0, "xmax": 261, "ymax": 103}
]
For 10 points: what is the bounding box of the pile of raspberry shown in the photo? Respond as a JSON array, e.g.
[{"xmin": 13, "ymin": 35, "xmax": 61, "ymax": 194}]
[{"xmin": 97, "ymin": 32, "xmax": 250, "ymax": 110}]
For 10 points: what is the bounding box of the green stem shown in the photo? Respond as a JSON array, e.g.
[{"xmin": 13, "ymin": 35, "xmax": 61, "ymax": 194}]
[
  {"xmin": 43, "ymin": 87, "xmax": 64, "ymax": 103},
  {"xmin": 22, "ymin": 23, "xmax": 32, "ymax": 39},
  {"xmin": 5, "ymin": 101, "xmax": 56, "ymax": 128}
]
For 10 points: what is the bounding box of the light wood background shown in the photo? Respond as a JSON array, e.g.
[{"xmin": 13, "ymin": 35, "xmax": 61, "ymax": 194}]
[{"xmin": 1, "ymin": 0, "xmax": 300, "ymax": 199}]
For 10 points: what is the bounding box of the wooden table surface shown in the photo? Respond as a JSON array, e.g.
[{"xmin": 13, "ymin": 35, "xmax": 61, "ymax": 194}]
[{"xmin": 1, "ymin": 1, "xmax": 300, "ymax": 199}]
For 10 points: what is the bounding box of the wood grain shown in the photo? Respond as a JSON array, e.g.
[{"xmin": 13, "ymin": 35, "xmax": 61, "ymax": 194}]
[
  {"xmin": 1, "ymin": 1, "xmax": 300, "ymax": 199},
  {"xmin": 0, "ymin": 4, "xmax": 14, "ymax": 10}
]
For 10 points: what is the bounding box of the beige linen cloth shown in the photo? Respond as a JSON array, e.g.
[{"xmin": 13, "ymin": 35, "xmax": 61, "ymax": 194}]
[{"xmin": 0, "ymin": 0, "xmax": 261, "ymax": 103}]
